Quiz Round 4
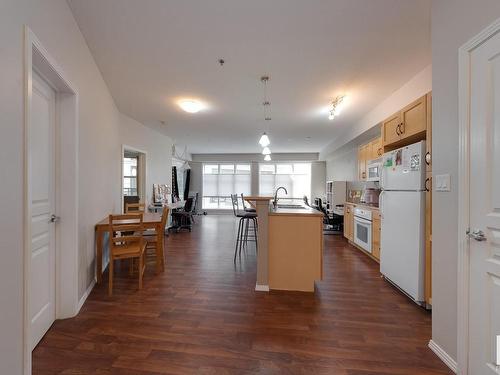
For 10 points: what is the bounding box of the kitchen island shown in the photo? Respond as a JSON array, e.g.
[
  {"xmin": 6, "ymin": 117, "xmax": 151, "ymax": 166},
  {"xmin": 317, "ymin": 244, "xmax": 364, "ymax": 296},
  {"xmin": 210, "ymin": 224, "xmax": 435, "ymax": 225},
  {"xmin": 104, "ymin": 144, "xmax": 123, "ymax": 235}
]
[{"xmin": 244, "ymin": 196, "xmax": 324, "ymax": 293}]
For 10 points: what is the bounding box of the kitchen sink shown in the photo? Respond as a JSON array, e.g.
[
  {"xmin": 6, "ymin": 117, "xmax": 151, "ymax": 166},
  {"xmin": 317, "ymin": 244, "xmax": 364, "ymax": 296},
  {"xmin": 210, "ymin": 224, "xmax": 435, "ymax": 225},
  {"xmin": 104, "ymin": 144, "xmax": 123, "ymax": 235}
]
[{"xmin": 276, "ymin": 204, "xmax": 306, "ymax": 209}]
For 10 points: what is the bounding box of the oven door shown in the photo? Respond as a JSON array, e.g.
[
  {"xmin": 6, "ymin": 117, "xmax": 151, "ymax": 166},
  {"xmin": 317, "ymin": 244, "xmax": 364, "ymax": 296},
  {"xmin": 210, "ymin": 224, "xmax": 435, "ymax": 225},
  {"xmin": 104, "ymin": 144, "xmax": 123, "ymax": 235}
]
[
  {"xmin": 353, "ymin": 216, "xmax": 372, "ymax": 253},
  {"xmin": 366, "ymin": 162, "xmax": 381, "ymax": 181}
]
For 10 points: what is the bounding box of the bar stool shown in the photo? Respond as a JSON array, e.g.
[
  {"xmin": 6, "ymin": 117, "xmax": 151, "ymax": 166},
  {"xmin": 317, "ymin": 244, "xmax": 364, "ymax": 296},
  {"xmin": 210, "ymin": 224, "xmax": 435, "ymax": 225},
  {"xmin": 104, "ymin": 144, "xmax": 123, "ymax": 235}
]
[
  {"xmin": 240, "ymin": 193, "xmax": 256, "ymax": 213},
  {"xmin": 231, "ymin": 194, "xmax": 258, "ymax": 262}
]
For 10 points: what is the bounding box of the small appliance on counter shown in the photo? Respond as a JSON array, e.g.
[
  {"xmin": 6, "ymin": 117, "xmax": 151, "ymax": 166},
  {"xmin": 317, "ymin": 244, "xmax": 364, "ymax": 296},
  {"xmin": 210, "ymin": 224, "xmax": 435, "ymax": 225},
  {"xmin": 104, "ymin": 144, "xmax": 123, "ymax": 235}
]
[{"xmin": 361, "ymin": 188, "xmax": 380, "ymax": 206}]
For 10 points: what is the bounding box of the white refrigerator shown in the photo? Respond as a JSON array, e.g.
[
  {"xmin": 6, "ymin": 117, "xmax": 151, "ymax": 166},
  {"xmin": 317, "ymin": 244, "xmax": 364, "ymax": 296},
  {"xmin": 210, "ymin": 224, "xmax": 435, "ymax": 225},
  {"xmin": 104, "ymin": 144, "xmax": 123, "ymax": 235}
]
[{"xmin": 380, "ymin": 141, "xmax": 426, "ymax": 304}]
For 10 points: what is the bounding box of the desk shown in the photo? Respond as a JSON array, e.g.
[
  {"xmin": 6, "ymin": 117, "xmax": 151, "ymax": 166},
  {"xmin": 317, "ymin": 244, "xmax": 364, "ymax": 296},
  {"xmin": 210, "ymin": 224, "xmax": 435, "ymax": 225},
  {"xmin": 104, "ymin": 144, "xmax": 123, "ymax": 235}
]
[
  {"xmin": 148, "ymin": 200, "xmax": 185, "ymax": 213},
  {"xmin": 95, "ymin": 212, "xmax": 164, "ymax": 284}
]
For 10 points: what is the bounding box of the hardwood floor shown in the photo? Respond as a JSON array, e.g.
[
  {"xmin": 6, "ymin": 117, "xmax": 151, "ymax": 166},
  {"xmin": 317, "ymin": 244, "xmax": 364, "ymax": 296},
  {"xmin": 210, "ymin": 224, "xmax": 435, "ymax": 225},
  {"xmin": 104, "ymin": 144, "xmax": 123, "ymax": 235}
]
[{"xmin": 33, "ymin": 215, "xmax": 451, "ymax": 374}]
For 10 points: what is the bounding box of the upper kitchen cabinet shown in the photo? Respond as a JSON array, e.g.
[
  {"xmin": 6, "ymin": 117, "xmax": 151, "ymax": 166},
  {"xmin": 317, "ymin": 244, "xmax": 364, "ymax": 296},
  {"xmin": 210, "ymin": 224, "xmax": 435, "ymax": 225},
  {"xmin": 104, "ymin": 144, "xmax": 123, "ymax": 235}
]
[
  {"xmin": 370, "ymin": 137, "xmax": 383, "ymax": 160},
  {"xmin": 358, "ymin": 136, "xmax": 383, "ymax": 180},
  {"xmin": 382, "ymin": 113, "xmax": 402, "ymax": 146},
  {"xmin": 382, "ymin": 93, "xmax": 430, "ymax": 150},
  {"xmin": 358, "ymin": 143, "xmax": 369, "ymax": 180},
  {"xmin": 400, "ymin": 95, "xmax": 427, "ymax": 139}
]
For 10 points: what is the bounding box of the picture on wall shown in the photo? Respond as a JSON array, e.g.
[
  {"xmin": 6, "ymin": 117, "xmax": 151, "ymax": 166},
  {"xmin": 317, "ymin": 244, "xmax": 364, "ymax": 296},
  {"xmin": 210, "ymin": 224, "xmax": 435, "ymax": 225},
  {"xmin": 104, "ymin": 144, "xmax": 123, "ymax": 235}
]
[{"xmin": 153, "ymin": 184, "xmax": 171, "ymax": 204}]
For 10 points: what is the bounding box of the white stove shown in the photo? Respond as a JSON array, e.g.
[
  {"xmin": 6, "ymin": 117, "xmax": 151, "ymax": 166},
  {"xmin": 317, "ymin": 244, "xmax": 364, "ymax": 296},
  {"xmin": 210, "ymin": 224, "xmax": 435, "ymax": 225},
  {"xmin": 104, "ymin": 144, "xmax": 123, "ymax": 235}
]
[{"xmin": 353, "ymin": 207, "xmax": 372, "ymax": 253}]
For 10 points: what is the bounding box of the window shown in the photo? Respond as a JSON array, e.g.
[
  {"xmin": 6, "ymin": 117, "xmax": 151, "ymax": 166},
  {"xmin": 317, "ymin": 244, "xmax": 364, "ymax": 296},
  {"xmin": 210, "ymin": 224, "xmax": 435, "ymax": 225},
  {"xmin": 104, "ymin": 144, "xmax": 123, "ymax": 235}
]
[
  {"xmin": 202, "ymin": 163, "xmax": 251, "ymax": 209},
  {"xmin": 123, "ymin": 156, "xmax": 138, "ymax": 196},
  {"xmin": 259, "ymin": 163, "xmax": 311, "ymax": 201}
]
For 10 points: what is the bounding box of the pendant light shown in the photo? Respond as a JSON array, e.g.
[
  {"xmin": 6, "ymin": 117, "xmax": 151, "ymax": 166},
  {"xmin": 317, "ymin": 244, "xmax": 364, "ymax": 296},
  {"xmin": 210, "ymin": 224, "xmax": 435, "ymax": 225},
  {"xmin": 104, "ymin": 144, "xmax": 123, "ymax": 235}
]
[
  {"xmin": 258, "ymin": 76, "xmax": 272, "ymax": 149},
  {"xmin": 264, "ymin": 154, "xmax": 271, "ymax": 161},
  {"xmin": 262, "ymin": 146, "xmax": 271, "ymax": 155},
  {"xmin": 259, "ymin": 132, "xmax": 270, "ymax": 147}
]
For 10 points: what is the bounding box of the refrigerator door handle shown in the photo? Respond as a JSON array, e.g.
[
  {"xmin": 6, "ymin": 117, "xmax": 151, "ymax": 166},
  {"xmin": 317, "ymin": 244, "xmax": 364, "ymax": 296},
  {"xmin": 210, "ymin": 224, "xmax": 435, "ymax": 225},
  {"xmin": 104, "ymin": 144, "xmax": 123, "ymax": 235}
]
[{"xmin": 379, "ymin": 191, "xmax": 385, "ymax": 219}]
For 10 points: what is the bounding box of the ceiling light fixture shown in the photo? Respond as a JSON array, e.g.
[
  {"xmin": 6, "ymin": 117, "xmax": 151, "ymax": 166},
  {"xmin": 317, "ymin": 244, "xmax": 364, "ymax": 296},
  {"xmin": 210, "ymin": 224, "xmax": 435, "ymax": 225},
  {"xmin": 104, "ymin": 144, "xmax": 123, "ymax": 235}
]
[
  {"xmin": 262, "ymin": 147, "xmax": 271, "ymax": 155},
  {"xmin": 178, "ymin": 99, "xmax": 205, "ymax": 113},
  {"xmin": 328, "ymin": 95, "xmax": 346, "ymax": 120},
  {"xmin": 264, "ymin": 154, "xmax": 271, "ymax": 161},
  {"xmin": 259, "ymin": 133, "xmax": 270, "ymax": 147},
  {"xmin": 257, "ymin": 76, "xmax": 272, "ymax": 150}
]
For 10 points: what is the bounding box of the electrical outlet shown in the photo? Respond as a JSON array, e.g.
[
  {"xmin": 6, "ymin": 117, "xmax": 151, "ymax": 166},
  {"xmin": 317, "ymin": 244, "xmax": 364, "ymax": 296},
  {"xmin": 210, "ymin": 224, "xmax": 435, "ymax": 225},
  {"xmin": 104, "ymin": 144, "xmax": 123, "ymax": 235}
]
[{"xmin": 435, "ymin": 174, "xmax": 451, "ymax": 192}]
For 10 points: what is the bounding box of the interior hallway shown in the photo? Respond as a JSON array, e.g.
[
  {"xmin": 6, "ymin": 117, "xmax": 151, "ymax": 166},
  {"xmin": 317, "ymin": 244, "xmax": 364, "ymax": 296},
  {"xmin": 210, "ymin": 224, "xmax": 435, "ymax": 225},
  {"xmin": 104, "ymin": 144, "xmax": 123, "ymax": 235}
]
[{"xmin": 33, "ymin": 215, "xmax": 451, "ymax": 374}]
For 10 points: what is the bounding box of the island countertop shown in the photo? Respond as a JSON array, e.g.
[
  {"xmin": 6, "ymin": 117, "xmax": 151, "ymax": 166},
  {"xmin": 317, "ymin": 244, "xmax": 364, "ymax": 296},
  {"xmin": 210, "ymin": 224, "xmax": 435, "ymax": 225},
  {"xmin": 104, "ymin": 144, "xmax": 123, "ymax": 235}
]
[{"xmin": 269, "ymin": 206, "xmax": 323, "ymax": 217}]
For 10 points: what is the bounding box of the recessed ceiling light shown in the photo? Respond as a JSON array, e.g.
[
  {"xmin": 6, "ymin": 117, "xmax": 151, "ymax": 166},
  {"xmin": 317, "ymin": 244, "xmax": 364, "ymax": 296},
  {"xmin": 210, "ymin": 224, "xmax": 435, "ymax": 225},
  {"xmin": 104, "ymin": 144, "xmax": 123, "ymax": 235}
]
[{"xmin": 178, "ymin": 100, "xmax": 205, "ymax": 113}]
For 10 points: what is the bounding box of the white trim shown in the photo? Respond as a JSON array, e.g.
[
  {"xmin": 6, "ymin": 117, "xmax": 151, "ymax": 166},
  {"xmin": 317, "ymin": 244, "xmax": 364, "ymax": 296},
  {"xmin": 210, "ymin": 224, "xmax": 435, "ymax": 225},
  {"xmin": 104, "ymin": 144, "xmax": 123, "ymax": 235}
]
[
  {"xmin": 429, "ymin": 340, "xmax": 458, "ymax": 373},
  {"xmin": 24, "ymin": 26, "xmax": 80, "ymax": 375},
  {"xmin": 77, "ymin": 279, "xmax": 96, "ymax": 313},
  {"xmin": 456, "ymin": 17, "xmax": 500, "ymax": 375},
  {"xmin": 255, "ymin": 284, "xmax": 270, "ymax": 292}
]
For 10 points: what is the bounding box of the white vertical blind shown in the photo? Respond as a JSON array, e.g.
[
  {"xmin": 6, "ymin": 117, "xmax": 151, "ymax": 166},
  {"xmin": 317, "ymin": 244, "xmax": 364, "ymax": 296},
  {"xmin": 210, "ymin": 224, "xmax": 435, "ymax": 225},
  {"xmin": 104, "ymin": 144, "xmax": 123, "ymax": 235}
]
[
  {"xmin": 259, "ymin": 163, "xmax": 311, "ymax": 200},
  {"xmin": 202, "ymin": 163, "xmax": 251, "ymax": 209}
]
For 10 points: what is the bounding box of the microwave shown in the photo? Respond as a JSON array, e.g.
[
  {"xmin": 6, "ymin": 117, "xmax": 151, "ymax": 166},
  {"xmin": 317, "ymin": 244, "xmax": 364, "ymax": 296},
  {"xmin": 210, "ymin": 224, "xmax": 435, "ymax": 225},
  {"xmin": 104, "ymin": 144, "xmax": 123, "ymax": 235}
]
[{"xmin": 366, "ymin": 159, "xmax": 382, "ymax": 181}]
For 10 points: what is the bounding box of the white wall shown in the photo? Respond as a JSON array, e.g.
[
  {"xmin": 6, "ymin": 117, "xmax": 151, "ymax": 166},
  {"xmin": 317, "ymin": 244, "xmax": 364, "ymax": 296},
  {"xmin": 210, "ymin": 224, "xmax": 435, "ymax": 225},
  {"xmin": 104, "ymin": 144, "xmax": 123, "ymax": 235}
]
[
  {"xmin": 311, "ymin": 161, "xmax": 326, "ymax": 199},
  {"xmin": 192, "ymin": 153, "xmax": 320, "ymax": 163},
  {"xmin": 431, "ymin": 0, "xmax": 500, "ymax": 362},
  {"xmin": 324, "ymin": 125, "xmax": 382, "ymax": 182},
  {"xmin": 326, "ymin": 147, "xmax": 358, "ymax": 182},
  {"xmin": 120, "ymin": 113, "xmax": 173, "ymax": 205},
  {"xmin": 0, "ymin": 1, "xmax": 174, "ymax": 373},
  {"xmin": 320, "ymin": 65, "xmax": 432, "ymax": 160}
]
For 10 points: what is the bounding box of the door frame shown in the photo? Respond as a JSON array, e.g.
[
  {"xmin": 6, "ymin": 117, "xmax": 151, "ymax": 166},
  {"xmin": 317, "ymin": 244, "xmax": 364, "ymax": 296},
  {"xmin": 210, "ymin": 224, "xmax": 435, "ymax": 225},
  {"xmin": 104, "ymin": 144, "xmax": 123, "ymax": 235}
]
[
  {"xmin": 121, "ymin": 144, "xmax": 147, "ymax": 212},
  {"xmin": 457, "ymin": 17, "xmax": 500, "ymax": 375},
  {"xmin": 23, "ymin": 26, "xmax": 79, "ymax": 375}
]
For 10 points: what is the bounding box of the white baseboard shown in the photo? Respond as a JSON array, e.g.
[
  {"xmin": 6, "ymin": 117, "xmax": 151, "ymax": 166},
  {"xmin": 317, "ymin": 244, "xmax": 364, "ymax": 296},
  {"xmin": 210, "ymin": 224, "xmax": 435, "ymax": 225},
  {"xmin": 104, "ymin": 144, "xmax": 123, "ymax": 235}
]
[
  {"xmin": 429, "ymin": 339, "xmax": 458, "ymax": 373},
  {"xmin": 255, "ymin": 284, "xmax": 270, "ymax": 292},
  {"xmin": 77, "ymin": 279, "xmax": 96, "ymax": 314}
]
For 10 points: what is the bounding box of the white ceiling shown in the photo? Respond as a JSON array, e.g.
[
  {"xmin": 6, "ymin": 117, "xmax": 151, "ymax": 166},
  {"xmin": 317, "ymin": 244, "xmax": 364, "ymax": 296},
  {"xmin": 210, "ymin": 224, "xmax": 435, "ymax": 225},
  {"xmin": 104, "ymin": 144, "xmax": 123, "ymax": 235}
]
[{"xmin": 68, "ymin": 0, "xmax": 431, "ymax": 154}]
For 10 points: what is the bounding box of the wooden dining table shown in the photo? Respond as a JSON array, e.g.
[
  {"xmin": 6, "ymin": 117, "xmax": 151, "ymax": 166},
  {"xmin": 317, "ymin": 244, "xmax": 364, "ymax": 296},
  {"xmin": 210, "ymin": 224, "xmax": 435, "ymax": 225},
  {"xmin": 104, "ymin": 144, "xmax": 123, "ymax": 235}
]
[{"xmin": 94, "ymin": 212, "xmax": 164, "ymax": 284}]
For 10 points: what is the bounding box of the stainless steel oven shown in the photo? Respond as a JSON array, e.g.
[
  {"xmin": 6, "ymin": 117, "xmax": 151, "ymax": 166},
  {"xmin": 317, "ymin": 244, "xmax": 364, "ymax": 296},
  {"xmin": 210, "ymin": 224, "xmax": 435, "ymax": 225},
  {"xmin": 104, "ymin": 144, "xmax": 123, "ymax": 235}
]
[{"xmin": 353, "ymin": 207, "xmax": 372, "ymax": 253}]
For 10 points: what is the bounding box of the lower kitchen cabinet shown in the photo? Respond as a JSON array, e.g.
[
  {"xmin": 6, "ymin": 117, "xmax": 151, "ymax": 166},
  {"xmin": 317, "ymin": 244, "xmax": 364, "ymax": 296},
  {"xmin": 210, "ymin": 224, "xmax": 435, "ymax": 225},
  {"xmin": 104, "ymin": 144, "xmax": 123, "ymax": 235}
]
[{"xmin": 343, "ymin": 203, "xmax": 354, "ymax": 241}]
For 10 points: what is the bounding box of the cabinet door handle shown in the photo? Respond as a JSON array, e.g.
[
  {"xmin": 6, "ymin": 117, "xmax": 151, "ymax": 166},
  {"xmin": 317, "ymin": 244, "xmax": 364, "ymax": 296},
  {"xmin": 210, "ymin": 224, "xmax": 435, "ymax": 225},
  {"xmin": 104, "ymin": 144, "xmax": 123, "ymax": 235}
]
[
  {"xmin": 378, "ymin": 147, "xmax": 383, "ymax": 156},
  {"xmin": 400, "ymin": 122, "xmax": 405, "ymax": 134},
  {"xmin": 396, "ymin": 124, "xmax": 401, "ymax": 136},
  {"xmin": 425, "ymin": 177, "xmax": 430, "ymax": 192},
  {"xmin": 425, "ymin": 151, "xmax": 431, "ymax": 165}
]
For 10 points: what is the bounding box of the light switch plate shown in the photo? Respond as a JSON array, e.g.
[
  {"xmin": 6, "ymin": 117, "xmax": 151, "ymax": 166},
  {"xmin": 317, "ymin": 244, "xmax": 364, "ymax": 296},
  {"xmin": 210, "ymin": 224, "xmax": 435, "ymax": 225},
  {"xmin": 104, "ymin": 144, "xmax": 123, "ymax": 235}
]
[{"xmin": 435, "ymin": 174, "xmax": 451, "ymax": 192}]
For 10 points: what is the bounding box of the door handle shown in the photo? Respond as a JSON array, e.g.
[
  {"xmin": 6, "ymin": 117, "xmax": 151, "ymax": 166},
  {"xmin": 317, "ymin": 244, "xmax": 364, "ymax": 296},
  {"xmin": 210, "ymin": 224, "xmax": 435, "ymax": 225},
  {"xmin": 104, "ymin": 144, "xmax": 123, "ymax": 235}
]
[
  {"xmin": 425, "ymin": 152, "xmax": 431, "ymax": 165},
  {"xmin": 396, "ymin": 124, "xmax": 401, "ymax": 136},
  {"xmin": 466, "ymin": 229, "xmax": 487, "ymax": 242},
  {"xmin": 425, "ymin": 178, "xmax": 430, "ymax": 192},
  {"xmin": 49, "ymin": 214, "xmax": 60, "ymax": 223}
]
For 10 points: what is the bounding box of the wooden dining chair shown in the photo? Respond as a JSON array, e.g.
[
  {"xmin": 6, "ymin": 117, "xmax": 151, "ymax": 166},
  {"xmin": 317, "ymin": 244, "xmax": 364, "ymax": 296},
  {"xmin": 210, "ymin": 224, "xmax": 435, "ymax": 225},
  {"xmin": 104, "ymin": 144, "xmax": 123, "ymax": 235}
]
[
  {"xmin": 142, "ymin": 208, "xmax": 169, "ymax": 273},
  {"xmin": 125, "ymin": 202, "xmax": 145, "ymax": 213},
  {"xmin": 108, "ymin": 213, "xmax": 147, "ymax": 296}
]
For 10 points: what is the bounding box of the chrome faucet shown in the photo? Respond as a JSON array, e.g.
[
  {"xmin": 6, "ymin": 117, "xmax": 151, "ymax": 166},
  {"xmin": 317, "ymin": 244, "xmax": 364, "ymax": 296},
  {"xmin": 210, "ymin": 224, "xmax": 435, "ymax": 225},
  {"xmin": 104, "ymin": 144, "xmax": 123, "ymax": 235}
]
[{"xmin": 273, "ymin": 186, "xmax": 288, "ymax": 209}]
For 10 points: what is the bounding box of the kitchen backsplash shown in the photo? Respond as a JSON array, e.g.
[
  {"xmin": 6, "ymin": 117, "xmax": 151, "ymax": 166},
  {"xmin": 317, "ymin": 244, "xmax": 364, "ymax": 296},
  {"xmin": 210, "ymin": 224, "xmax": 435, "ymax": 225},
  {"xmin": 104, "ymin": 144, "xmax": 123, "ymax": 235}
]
[{"xmin": 346, "ymin": 181, "xmax": 379, "ymax": 203}]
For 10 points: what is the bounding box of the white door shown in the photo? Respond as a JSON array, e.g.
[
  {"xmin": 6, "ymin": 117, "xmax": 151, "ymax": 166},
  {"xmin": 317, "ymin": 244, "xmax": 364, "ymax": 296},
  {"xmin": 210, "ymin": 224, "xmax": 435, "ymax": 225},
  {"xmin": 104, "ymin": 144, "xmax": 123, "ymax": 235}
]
[
  {"xmin": 468, "ymin": 29, "xmax": 500, "ymax": 374},
  {"xmin": 29, "ymin": 71, "xmax": 56, "ymax": 350}
]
